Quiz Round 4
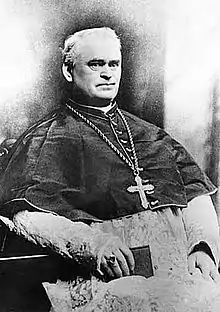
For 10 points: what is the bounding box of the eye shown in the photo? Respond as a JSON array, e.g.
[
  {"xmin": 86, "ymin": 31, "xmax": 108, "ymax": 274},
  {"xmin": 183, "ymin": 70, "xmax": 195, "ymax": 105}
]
[
  {"xmin": 87, "ymin": 60, "xmax": 105, "ymax": 71},
  {"xmin": 109, "ymin": 60, "xmax": 120, "ymax": 70}
]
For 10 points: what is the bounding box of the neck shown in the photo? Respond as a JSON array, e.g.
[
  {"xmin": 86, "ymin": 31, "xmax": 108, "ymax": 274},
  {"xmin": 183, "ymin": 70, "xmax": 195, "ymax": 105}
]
[
  {"xmin": 72, "ymin": 91, "xmax": 112, "ymax": 108},
  {"xmin": 68, "ymin": 98, "xmax": 117, "ymax": 117}
]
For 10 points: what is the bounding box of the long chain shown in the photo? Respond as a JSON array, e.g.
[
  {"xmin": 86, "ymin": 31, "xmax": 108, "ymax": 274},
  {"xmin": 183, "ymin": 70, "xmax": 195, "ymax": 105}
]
[
  {"xmin": 117, "ymin": 109, "xmax": 140, "ymax": 175},
  {"xmin": 66, "ymin": 103, "xmax": 141, "ymax": 176}
]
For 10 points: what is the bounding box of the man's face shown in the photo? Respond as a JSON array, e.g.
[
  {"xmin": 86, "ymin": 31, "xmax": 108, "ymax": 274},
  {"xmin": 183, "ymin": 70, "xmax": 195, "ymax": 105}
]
[{"xmin": 71, "ymin": 36, "xmax": 121, "ymax": 105}]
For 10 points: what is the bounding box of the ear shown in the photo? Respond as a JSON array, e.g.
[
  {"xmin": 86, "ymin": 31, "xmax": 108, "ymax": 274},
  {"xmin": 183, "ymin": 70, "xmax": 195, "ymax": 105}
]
[{"xmin": 62, "ymin": 64, "xmax": 73, "ymax": 82}]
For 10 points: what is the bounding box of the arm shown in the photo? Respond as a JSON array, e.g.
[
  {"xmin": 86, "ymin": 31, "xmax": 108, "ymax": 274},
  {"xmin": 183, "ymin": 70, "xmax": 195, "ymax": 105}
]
[
  {"xmin": 8, "ymin": 210, "xmax": 134, "ymax": 280},
  {"xmin": 0, "ymin": 120, "xmax": 134, "ymax": 280},
  {"xmin": 182, "ymin": 195, "xmax": 220, "ymax": 281}
]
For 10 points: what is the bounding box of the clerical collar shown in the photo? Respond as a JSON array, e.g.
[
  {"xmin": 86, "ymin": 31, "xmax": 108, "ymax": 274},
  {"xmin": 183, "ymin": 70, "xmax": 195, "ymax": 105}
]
[
  {"xmin": 67, "ymin": 98, "xmax": 118, "ymax": 120},
  {"xmin": 83, "ymin": 102, "xmax": 114, "ymax": 114}
]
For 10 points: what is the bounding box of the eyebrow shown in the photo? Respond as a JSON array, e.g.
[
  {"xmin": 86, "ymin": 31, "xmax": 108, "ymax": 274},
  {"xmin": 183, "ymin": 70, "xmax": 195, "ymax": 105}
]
[
  {"xmin": 87, "ymin": 59, "xmax": 105, "ymax": 65},
  {"xmin": 87, "ymin": 58, "xmax": 120, "ymax": 64}
]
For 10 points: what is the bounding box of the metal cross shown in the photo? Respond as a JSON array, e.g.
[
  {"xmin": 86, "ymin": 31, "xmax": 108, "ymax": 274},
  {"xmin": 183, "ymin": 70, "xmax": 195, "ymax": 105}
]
[{"xmin": 127, "ymin": 175, "xmax": 155, "ymax": 209}]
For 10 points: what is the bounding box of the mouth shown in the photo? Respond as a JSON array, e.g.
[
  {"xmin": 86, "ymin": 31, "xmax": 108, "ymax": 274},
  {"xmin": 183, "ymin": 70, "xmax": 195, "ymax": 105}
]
[{"xmin": 96, "ymin": 83, "xmax": 115, "ymax": 87}]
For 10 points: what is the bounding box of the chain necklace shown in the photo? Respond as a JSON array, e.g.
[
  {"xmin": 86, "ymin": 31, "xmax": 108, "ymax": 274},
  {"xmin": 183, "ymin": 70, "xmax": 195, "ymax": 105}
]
[{"xmin": 66, "ymin": 102, "xmax": 155, "ymax": 209}]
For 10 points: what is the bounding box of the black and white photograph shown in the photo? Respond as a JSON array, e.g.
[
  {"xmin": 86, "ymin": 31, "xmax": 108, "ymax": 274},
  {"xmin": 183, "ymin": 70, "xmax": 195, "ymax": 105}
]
[{"xmin": 0, "ymin": 0, "xmax": 220, "ymax": 311}]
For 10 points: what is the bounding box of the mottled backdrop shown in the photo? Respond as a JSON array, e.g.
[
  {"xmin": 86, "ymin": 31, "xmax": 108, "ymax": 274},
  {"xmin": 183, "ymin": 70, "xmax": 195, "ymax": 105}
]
[{"xmin": 0, "ymin": 0, "xmax": 164, "ymax": 140}]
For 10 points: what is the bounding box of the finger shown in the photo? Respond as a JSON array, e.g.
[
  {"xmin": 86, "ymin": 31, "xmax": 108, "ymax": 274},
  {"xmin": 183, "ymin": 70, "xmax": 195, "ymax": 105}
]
[
  {"xmin": 197, "ymin": 263, "xmax": 212, "ymax": 281},
  {"xmin": 114, "ymin": 249, "xmax": 130, "ymax": 276},
  {"xmin": 201, "ymin": 267, "xmax": 211, "ymax": 281},
  {"xmin": 119, "ymin": 245, "xmax": 135, "ymax": 273},
  {"xmin": 101, "ymin": 256, "xmax": 115, "ymax": 279},
  {"xmin": 188, "ymin": 255, "xmax": 197, "ymax": 275},
  {"xmin": 103, "ymin": 253, "xmax": 123, "ymax": 279},
  {"xmin": 210, "ymin": 267, "xmax": 220, "ymax": 283},
  {"xmin": 108, "ymin": 257, "xmax": 123, "ymax": 279}
]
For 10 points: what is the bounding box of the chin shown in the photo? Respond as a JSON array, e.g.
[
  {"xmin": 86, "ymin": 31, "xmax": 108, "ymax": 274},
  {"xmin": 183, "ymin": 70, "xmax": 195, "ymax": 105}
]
[{"xmin": 95, "ymin": 92, "xmax": 116, "ymax": 100}]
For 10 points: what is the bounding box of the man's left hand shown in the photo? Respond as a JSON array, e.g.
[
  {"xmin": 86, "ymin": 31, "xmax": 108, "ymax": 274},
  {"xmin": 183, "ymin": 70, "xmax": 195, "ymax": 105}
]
[{"xmin": 188, "ymin": 251, "xmax": 220, "ymax": 282}]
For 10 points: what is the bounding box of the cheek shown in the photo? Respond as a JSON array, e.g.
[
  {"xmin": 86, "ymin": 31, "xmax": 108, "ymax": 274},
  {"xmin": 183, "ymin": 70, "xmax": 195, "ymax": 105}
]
[
  {"xmin": 73, "ymin": 66, "xmax": 90, "ymax": 83},
  {"xmin": 115, "ymin": 68, "xmax": 121, "ymax": 80},
  {"xmin": 87, "ymin": 73, "xmax": 99, "ymax": 87},
  {"xmin": 115, "ymin": 74, "xmax": 121, "ymax": 85},
  {"xmin": 74, "ymin": 67, "xmax": 99, "ymax": 90},
  {"xmin": 76, "ymin": 73, "xmax": 92, "ymax": 89}
]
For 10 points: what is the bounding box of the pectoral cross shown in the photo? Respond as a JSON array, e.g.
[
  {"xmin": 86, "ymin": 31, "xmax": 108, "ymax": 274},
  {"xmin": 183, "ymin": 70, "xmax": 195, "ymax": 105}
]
[{"xmin": 127, "ymin": 175, "xmax": 155, "ymax": 209}]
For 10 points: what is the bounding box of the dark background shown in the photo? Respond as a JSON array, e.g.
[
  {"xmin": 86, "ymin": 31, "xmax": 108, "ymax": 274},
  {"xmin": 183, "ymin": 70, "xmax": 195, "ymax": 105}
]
[{"xmin": 0, "ymin": 0, "xmax": 164, "ymax": 138}]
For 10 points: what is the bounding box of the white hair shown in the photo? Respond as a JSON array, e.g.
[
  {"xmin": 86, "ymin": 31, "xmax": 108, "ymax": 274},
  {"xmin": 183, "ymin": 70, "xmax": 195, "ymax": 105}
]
[{"xmin": 62, "ymin": 27, "xmax": 121, "ymax": 68}]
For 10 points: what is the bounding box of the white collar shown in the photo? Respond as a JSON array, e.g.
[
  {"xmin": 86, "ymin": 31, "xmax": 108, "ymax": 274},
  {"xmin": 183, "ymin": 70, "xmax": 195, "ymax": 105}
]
[{"xmin": 87, "ymin": 102, "xmax": 114, "ymax": 114}]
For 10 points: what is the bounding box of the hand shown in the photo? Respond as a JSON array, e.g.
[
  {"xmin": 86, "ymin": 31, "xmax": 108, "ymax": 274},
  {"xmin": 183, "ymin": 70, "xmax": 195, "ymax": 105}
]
[
  {"xmin": 188, "ymin": 251, "xmax": 220, "ymax": 282},
  {"xmin": 97, "ymin": 235, "xmax": 135, "ymax": 280}
]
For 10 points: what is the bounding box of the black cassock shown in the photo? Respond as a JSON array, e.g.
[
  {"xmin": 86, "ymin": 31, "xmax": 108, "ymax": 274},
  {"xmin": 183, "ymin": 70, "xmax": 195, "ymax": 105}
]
[
  {"xmin": 0, "ymin": 100, "xmax": 215, "ymax": 220},
  {"xmin": 0, "ymin": 100, "xmax": 217, "ymax": 311}
]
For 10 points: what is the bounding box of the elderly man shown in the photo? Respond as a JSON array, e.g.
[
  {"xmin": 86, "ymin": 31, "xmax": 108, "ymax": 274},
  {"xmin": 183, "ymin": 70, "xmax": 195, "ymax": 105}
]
[{"xmin": 0, "ymin": 27, "xmax": 220, "ymax": 311}]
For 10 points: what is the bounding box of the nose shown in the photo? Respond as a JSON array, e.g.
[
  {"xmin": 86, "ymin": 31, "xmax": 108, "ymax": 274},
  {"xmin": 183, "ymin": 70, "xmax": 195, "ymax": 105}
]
[{"xmin": 100, "ymin": 65, "xmax": 112, "ymax": 80}]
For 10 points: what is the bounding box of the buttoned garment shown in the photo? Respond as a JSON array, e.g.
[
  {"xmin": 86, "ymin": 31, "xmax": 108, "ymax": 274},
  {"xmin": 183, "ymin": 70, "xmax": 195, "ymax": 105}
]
[
  {"xmin": 0, "ymin": 101, "xmax": 219, "ymax": 311},
  {"xmin": 0, "ymin": 101, "xmax": 215, "ymax": 221}
]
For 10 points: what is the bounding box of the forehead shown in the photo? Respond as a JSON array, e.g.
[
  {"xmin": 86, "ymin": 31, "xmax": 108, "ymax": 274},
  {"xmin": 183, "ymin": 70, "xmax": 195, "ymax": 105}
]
[{"xmin": 78, "ymin": 36, "xmax": 121, "ymax": 62}]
